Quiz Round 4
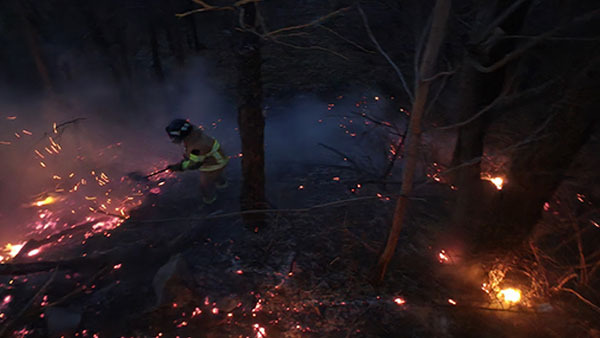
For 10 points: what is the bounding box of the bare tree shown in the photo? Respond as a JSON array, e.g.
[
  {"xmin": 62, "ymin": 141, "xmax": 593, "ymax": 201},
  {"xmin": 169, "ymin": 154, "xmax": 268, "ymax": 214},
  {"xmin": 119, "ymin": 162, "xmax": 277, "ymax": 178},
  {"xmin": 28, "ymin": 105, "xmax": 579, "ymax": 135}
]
[{"xmin": 368, "ymin": 0, "xmax": 451, "ymax": 283}]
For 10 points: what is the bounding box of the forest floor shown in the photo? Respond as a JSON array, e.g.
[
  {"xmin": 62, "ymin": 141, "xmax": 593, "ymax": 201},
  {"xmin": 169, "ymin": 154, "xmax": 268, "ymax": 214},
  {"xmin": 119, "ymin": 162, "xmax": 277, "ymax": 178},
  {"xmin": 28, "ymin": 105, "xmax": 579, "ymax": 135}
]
[{"xmin": 1, "ymin": 163, "xmax": 599, "ymax": 337}]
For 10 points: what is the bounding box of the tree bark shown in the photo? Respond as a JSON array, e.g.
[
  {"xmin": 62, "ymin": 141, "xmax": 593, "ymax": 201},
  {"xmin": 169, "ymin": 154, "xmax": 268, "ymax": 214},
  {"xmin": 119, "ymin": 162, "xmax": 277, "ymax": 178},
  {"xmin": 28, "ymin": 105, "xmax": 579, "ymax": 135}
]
[
  {"xmin": 236, "ymin": 3, "xmax": 266, "ymax": 230},
  {"xmin": 478, "ymin": 75, "xmax": 599, "ymax": 251},
  {"xmin": 149, "ymin": 25, "xmax": 166, "ymax": 83},
  {"xmin": 373, "ymin": 0, "xmax": 451, "ymax": 283},
  {"xmin": 15, "ymin": 0, "xmax": 54, "ymax": 94},
  {"xmin": 448, "ymin": 0, "xmax": 533, "ymax": 253}
]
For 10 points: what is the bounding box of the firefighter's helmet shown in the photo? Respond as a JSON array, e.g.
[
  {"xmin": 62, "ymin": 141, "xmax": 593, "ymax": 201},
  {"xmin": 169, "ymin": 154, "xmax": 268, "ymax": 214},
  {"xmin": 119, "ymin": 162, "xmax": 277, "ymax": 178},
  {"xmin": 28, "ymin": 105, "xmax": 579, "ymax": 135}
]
[{"xmin": 166, "ymin": 119, "xmax": 193, "ymax": 143}]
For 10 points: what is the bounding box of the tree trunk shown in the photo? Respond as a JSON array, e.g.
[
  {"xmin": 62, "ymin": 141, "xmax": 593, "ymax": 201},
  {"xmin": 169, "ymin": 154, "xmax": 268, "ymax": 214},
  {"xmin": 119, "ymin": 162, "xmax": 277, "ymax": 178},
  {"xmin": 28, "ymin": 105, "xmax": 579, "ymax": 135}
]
[
  {"xmin": 448, "ymin": 0, "xmax": 533, "ymax": 254},
  {"xmin": 187, "ymin": 16, "xmax": 205, "ymax": 53},
  {"xmin": 166, "ymin": 27, "xmax": 186, "ymax": 68},
  {"xmin": 373, "ymin": 0, "xmax": 451, "ymax": 283},
  {"xmin": 478, "ymin": 76, "xmax": 599, "ymax": 251},
  {"xmin": 15, "ymin": 0, "xmax": 54, "ymax": 95},
  {"xmin": 150, "ymin": 25, "xmax": 165, "ymax": 83},
  {"xmin": 236, "ymin": 3, "xmax": 266, "ymax": 230}
]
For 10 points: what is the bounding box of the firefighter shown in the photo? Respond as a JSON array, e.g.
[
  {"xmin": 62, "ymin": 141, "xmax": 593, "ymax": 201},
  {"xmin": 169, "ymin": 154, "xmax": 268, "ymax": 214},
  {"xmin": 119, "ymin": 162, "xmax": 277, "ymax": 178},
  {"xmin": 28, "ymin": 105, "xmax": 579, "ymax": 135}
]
[{"xmin": 165, "ymin": 119, "xmax": 228, "ymax": 204}]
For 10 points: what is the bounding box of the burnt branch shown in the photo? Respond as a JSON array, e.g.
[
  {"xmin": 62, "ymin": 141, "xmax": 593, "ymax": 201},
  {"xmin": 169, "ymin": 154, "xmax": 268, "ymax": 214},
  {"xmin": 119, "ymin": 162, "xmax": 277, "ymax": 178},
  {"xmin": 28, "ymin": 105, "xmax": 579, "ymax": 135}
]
[
  {"xmin": 357, "ymin": 4, "xmax": 414, "ymax": 103},
  {"xmin": 473, "ymin": 9, "xmax": 600, "ymax": 73}
]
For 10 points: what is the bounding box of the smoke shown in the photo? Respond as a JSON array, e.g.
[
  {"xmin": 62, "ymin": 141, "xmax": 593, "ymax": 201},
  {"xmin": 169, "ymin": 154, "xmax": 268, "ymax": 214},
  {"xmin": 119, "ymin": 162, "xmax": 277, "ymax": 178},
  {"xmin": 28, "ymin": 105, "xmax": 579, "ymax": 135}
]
[{"xmin": 0, "ymin": 57, "xmax": 398, "ymax": 249}]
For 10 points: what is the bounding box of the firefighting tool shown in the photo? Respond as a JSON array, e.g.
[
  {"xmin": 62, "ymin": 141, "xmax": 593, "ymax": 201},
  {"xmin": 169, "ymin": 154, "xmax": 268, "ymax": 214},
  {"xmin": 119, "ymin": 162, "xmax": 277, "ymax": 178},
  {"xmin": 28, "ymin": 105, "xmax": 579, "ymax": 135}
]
[{"xmin": 127, "ymin": 167, "xmax": 170, "ymax": 182}]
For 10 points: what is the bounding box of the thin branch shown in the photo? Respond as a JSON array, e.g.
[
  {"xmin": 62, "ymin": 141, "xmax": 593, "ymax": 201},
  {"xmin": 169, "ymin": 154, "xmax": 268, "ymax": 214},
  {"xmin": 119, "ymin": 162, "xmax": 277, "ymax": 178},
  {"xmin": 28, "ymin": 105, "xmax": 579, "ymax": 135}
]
[
  {"xmin": 317, "ymin": 142, "xmax": 371, "ymax": 175},
  {"xmin": 475, "ymin": 0, "xmax": 529, "ymax": 43},
  {"xmin": 422, "ymin": 70, "xmax": 455, "ymax": 83},
  {"xmin": 437, "ymin": 92, "xmax": 506, "ymax": 130},
  {"xmin": 473, "ymin": 9, "xmax": 600, "ymax": 73},
  {"xmin": 0, "ymin": 269, "xmax": 57, "ymax": 337},
  {"xmin": 266, "ymin": 6, "xmax": 352, "ymax": 36},
  {"xmin": 424, "ymin": 66, "xmax": 451, "ymax": 117},
  {"xmin": 438, "ymin": 113, "xmax": 555, "ymax": 177},
  {"xmin": 177, "ymin": 0, "xmax": 261, "ymax": 18},
  {"xmin": 435, "ymin": 78, "xmax": 555, "ymax": 130},
  {"xmin": 177, "ymin": 3, "xmax": 235, "ymax": 17},
  {"xmin": 319, "ymin": 25, "xmax": 375, "ymax": 53},
  {"xmin": 273, "ymin": 37, "xmax": 348, "ymax": 60},
  {"xmin": 501, "ymin": 34, "xmax": 600, "ymax": 41},
  {"xmin": 357, "ymin": 4, "xmax": 414, "ymax": 102},
  {"xmin": 414, "ymin": 13, "xmax": 432, "ymax": 89},
  {"xmin": 560, "ymin": 287, "xmax": 600, "ymax": 313}
]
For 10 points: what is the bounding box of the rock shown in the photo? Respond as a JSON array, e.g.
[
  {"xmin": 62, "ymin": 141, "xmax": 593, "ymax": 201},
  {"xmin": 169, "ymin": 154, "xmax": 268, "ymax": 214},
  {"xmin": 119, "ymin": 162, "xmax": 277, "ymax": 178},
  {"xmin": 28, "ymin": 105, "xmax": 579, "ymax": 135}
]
[
  {"xmin": 152, "ymin": 254, "xmax": 196, "ymax": 309},
  {"xmin": 45, "ymin": 306, "xmax": 81, "ymax": 337}
]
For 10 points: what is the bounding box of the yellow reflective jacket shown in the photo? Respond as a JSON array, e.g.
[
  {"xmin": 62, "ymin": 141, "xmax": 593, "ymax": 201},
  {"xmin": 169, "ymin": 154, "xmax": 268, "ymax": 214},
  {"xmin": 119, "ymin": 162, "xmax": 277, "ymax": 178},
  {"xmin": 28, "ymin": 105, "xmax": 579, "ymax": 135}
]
[{"xmin": 181, "ymin": 129, "xmax": 229, "ymax": 172}]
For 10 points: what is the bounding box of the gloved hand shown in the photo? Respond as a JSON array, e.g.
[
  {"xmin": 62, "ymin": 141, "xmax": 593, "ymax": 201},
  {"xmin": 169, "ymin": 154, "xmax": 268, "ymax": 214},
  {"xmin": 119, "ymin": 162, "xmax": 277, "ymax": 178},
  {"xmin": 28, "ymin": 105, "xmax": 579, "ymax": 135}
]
[{"xmin": 167, "ymin": 163, "xmax": 183, "ymax": 172}]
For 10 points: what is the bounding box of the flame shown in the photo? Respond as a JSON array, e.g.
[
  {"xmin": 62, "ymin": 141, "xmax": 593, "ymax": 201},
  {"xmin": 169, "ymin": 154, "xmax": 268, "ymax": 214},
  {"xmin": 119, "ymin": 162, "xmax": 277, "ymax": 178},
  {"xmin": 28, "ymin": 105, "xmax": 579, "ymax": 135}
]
[
  {"xmin": 438, "ymin": 250, "xmax": 450, "ymax": 263},
  {"xmin": 498, "ymin": 288, "xmax": 521, "ymax": 304},
  {"xmin": 1, "ymin": 243, "xmax": 25, "ymax": 261},
  {"xmin": 481, "ymin": 174, "xmax": 504, "ymax": 190},
  {"xmin": 32, "ymin": 196, "xmax": 56, "ymax": 207}
]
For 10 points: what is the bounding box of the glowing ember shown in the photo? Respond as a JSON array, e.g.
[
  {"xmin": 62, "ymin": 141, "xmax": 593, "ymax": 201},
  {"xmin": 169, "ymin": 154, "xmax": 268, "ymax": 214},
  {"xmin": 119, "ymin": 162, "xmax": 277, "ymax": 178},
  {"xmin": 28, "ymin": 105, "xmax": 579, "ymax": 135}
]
[
  {"xmin": 27, "ymin": 248, "xmax": 40, "ymax": 257},
  {"xmin": 32, "ymin": 196, "xmax": 56, "ymax": 207},
  {"xmin": 253, "ymin": 324, "xmax": 267, "ymax": 337},
  {"xmin": 481, "ymin": 175, "xmax": 504, "ymax": 190},
  {"xmin": 498, "ymin": 288, "xmax": 521, "ymax": 304},
  {"xmin": 393, "ymin": 297, "xmax": 406, "ymax": 305},
  {"xmin": 192, "ymin": 307, "xmax": 202, "ymax": 317},
  {"xmin": 438, "ymin": 250, "xmax": 450, "ymax": 263}
]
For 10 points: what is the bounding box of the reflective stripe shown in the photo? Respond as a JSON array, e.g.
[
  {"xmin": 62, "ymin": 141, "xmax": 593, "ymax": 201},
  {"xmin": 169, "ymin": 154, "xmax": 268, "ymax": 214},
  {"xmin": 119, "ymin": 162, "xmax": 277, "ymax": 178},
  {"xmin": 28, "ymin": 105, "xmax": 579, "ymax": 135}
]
[
  {"xmin": 198, "ymin": 158, "xmax": 229, "ymax": 172},
  {"xmin": 189, "ymin": 152, "xmax": 205, "ymax": 162},
  {"xmin": 183, "ymin": 139, "xmax": 229, "ymax": 172}
]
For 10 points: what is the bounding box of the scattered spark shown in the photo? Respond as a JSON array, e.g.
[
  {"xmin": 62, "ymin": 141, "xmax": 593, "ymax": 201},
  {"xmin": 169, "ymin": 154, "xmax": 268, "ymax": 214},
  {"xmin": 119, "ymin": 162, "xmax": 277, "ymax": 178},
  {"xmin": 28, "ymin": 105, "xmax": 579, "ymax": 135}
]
[
  {"xmin": 6, "ymin": 116, "xmax": 16, "ymax": 120},
  {"xmin": 0, "ymin": 141, "xmax": 11, "ymax": 145},
  {"xmin": 297, "ymin": 185, "xmax": 304, "ymax": 190},
  {"xmin": 236, "ymin": 270, "xmax": 244, "ymax": 275},
  {"xmin": 332, "ymin": 177, "xmax": 340, "ymax": 181},
  {"xmin": 22, "ymin": 129, "xmax": 32, "ymax": 135},
  {"xmin": 448, "ymin": 299, "xmax": 457, "ymax": 305},
  {"xmin": 40, "ymin": 161, "xmax": 47, "ymax": 168},
  {"xmin": 393, "ymin": 297, "xmax": 406, "ymax": 305},
  {"xmin": 253, "ymin": 324, "xmax": 267, "ymax": 338},
  {"xmin": 113, "ymin": 264, "xmax": 122, "ymax": 270},
  {"xmin": 211, "ymin": 307, "xmax": 219, "ymax": 315},
  {"xmin": 592, "ymin": 220, "xmax": 599, "ymax": 228},
  {"xmin": 27, "ymin": 248, "xmax": 40, "ymax": 257}
]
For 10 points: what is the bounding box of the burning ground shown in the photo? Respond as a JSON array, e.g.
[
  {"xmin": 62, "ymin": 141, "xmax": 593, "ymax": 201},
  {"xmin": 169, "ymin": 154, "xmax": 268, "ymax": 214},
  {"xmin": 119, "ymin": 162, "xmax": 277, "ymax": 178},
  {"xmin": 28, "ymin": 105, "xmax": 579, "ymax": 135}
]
[{"xmin": 0, "ymin": 93, "xmax": 599, "ymax": 338}]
